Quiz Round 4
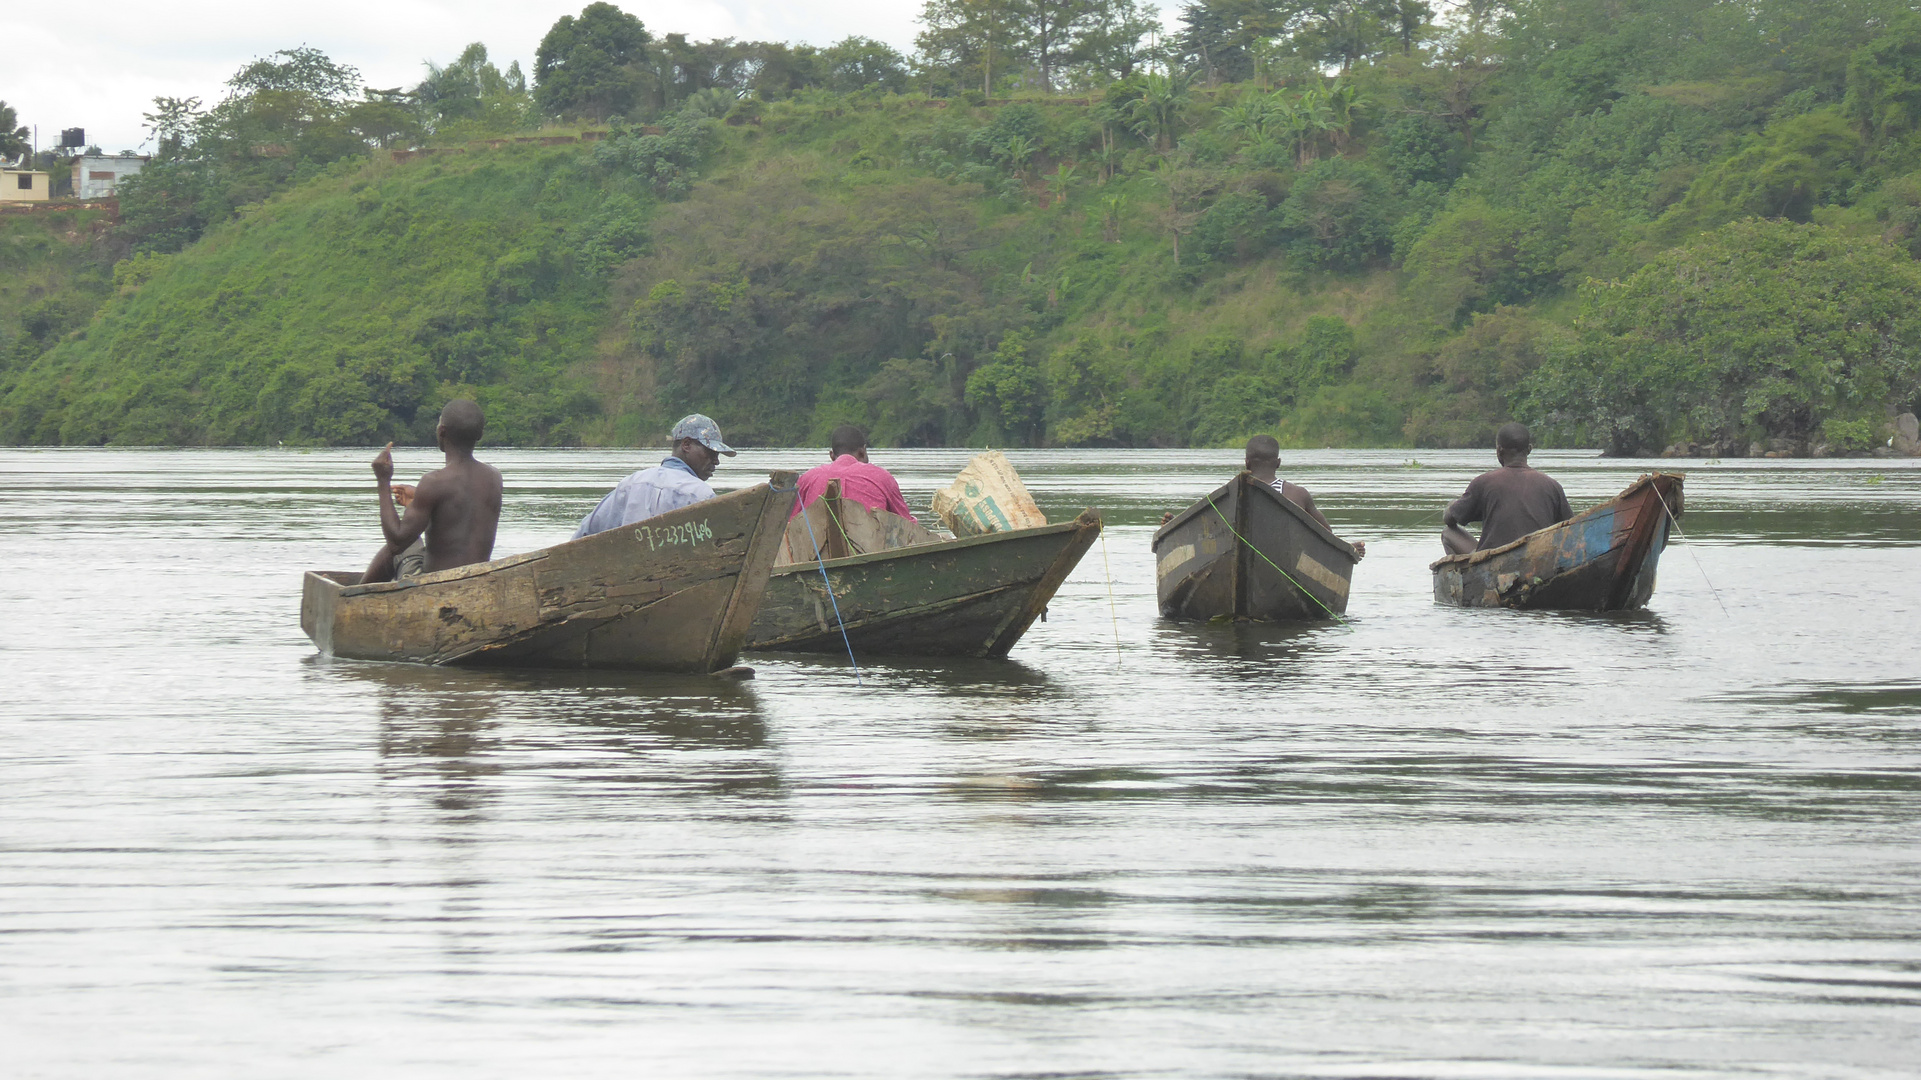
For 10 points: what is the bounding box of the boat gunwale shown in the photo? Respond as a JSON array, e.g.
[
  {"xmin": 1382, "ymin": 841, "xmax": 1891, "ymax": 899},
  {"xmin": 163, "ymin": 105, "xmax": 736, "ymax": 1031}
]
[
  {"xmin": 306, "ymin": 480, "xmax": 781, "ymax": 598},
  {"xmin": 1426, "ymin": 471, "xmax": 1683, "ymax": 573},
  {"xmin": 1151, "ymin": 472, "xmax": 1359, "ymax": 564},
  {"xmin": 767, "ymin": 508, "xmax": 1101, "ymax": 577}
]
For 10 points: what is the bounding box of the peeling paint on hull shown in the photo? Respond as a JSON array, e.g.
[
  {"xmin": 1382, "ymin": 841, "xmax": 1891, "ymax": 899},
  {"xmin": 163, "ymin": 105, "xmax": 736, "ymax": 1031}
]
[
  {"xmin": 1430, "ymin": 473, "xmax": 1683, "ymax": 611},
  {"xmin": 1151, "ymin": 472, "xmax": 1361, "ymax": 622},
  {"xmin": 299, "ymin": 475, "xmax": 797, "ymax": 671},
  {"xmin": 747, "ymin": 510, "xmax": 1102, "ymax": 658}
]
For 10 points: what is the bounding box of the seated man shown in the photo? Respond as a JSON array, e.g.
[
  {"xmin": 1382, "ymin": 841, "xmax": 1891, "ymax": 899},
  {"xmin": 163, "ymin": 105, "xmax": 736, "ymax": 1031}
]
[
  {"xmin": 361, "ymin": 399, "xmax": 503, "ymax": 584},
  {"xmin": 792, "ymin": 424, "xmax": 915, "ymax": 520},
  {"xmin": 573, "ymin": 413, "xmax": 735, "ymax": 538},
  {"xmin": 1442, "ymin": 421, "xmax": 1573, "ymax": 555},
  {"xmin": 1242, "ymin": 434, "xmax": 1365, "ymax": 558}
]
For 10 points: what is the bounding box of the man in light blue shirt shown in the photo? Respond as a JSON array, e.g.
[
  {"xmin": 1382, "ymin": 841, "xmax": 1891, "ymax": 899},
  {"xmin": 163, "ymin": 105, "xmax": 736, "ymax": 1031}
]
[{"xmin": 572, "ymin": 414, "xmax": 737, "ymax": 539}]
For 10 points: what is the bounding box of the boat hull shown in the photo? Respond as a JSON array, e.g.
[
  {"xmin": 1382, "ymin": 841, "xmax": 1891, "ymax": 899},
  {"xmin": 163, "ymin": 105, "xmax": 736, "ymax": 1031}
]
[
  {"xmin": 746, "ymin": 510, "xmax": 1102, "ymax": 658},
  {"xmin": 301, "ymin": 475, "xmax": 796, "ymax": 671},
  {"xmin": 1430, "ymin": 472, "xmax": 1682, "ymax": 610},
  {"xmin": 1151, "ymin": 473, "xmax": 1359, "ymax": 622}
]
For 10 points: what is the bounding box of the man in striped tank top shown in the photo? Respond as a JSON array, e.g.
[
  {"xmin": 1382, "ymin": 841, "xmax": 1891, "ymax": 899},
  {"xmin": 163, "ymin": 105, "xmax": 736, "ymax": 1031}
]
[{"xmin": 1243, "ymin": 435, "xmax": 1366, "ymax": 559}]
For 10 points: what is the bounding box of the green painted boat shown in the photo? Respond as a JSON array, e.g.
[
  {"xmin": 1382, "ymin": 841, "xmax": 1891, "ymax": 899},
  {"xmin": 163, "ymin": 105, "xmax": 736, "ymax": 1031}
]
[{"xmin": 745, "ymin": 482, "xmax": 1102, "ymax": 658}]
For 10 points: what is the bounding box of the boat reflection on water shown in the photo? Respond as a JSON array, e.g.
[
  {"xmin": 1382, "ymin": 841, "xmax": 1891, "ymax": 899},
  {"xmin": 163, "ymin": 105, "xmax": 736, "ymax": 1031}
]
[
  {"xmin": 319, "ymin": 660, "xmax": 782, "ymax": 810},
  {"xmin": 1150, "ymin": 614, "xmax": 1350, "ymax": 676}
]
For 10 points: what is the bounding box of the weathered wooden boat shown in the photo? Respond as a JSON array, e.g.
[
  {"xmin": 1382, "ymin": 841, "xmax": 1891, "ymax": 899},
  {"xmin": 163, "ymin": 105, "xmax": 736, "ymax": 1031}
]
[
  {"xmin": 1430, "ymin": 472, "xmax": 1683, "ymax": 610},
  {"xmin": 301, "ymin": 473, "xmax": 797, "ymax": 671},
  {"xmin": 745, "ymin": 480, "xmax": 1102, "ymax": 657},
  {"xmin": 1152, "ymin": 471, "xmax": 1360, "ymax": 622}
]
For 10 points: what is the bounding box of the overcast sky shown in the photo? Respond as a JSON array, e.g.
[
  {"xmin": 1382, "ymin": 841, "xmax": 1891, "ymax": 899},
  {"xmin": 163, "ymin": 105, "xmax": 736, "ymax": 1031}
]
[{"xmin": 2, "ymin": 1, "xmax": 970, "ymax": 154}]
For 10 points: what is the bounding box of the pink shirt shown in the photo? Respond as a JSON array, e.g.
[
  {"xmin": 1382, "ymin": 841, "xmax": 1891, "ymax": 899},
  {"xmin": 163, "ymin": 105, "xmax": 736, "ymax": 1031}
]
[{"xmin": 792, "ymin": 455, "xmax": 914, "ymax": 520}]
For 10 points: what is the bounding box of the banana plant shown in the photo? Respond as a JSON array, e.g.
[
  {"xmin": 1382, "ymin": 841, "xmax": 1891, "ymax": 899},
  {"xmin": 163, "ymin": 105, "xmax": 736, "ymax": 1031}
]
[
  {"xmin": 995, "ymin": 134, "xmax": 1037, "ymax": 181},
  {"xmin": 1217, "ymin": 92, "xmax": 1278, "ymax": 147},
  {"xmin": 1044, "ymin": 162, "xmax": 1078, "ymax": 209},
  {"xmin": 1323, "ymin": 80, "xmax": 1370, "ymax": 152},
  {"xmin": 1097, "ymin": 192, "xmax": 1127, "ymax": 242},
  {"xmin": 1123, "ymin": 69, "xmax": 1194, "ymax": 154}
]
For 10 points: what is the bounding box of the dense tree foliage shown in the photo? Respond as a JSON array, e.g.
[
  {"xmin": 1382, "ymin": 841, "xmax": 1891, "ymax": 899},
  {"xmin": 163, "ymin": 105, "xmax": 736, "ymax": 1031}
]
[
  {"xmin": 115, "ymin": 48, "xmax": 422, "ymax": 255},
  {"xmin": 534, "ymin": 3, "xmax": 654, "ymax": 121},
  {"xmin": 412, "ymin": 44, "xmax": 536, "ymax": 138},
  {"xmin": 917, "ymin": 0, "xmax": 1162, "ymax": 94},
  {"xmin": 0, "ymin": 101, "xmax": 28, "ymax": 163},
  {"xmin": 1528, "ymin": 220, "xmax": 1921, "ymax": 455},
  {"xmin": 9, "ymin": 0, "xmax": 1921, "ymax": 449}
]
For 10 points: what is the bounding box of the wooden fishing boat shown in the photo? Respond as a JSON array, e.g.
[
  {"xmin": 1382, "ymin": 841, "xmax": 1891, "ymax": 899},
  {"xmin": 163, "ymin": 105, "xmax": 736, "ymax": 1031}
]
[
  {"xmin": 745, "ymin": 480, "xmax": 1102, "ymax": 657},
  {"xmin": 300, "ymin": 473, "xmax": 797, "ymax": 671},
  {"xmin": 1430, "ymin": 472, "xmax": 1683, "ymax": 610},
  {"xmin": 1152, "ymin": 471, "xmax": 1360, "ymax": 622}
]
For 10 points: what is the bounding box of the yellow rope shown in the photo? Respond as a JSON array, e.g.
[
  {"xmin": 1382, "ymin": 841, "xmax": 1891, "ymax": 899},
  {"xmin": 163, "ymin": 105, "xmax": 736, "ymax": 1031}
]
[
  {"xmin": 1204, "ymin": 492, "xmax": 1351, "ymax": 626},
  {"xmin": 1098, "ymin": 526, "xmax": 1122, "ymax": 667}
]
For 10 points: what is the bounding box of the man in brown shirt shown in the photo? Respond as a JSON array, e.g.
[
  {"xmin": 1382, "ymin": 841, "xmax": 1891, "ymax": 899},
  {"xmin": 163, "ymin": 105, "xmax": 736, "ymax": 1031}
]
[{"xmin": 1442, "ymin": 422, "xmax": 1573, "ymax": 555}]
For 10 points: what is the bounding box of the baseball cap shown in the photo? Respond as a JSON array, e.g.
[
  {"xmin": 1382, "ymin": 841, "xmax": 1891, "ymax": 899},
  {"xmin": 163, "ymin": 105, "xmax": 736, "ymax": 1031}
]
[{"xmin": 670, "ymin": 414, "xmax": 736, "ymax": 456}]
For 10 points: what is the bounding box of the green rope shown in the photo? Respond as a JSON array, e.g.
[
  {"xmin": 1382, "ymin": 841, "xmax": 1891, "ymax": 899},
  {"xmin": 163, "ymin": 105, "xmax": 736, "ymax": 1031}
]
[
  {"xmin": 1204, "ymin": 492, "xmax": 1352, "ymax": 627},
  {"xmin": 815, "ymin": 494, "xmax": 864, "ymax": 557}
]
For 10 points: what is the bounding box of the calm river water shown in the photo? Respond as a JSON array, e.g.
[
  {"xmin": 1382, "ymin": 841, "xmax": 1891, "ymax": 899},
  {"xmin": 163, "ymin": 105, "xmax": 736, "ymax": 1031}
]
[{"xmin": 2, "ymin": 447, "xmax": 1917, "ymax": 1079}]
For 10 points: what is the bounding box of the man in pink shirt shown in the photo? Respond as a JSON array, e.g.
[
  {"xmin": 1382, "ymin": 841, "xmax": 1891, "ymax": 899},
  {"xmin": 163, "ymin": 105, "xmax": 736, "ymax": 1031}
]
[{"xmin": 792, "ymin": 425, "xmax": 915, "ymax": 521}]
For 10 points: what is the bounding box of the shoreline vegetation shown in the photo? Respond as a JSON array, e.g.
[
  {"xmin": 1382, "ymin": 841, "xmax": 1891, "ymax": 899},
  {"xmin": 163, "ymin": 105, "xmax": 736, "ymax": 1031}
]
[{"xmin": 4, "ymin": 1, "xmax": 1921, "ymax": 456}]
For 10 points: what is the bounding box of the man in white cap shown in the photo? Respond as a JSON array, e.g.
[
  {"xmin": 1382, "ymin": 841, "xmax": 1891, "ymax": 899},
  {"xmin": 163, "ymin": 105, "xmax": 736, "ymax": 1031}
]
[{"xmin": 572, "ymin": 413, "xmax": 736, "ymax": 538}]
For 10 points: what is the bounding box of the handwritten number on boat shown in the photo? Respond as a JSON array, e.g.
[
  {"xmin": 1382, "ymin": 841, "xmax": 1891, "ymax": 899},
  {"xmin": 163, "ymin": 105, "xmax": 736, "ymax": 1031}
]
[{"xmin": 634, "ymin": 519, "xmax": 714, "ymax": 551}]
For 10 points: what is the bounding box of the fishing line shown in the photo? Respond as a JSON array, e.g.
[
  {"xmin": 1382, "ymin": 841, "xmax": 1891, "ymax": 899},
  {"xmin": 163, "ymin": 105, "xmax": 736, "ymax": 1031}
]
[
  {"xmin": 1204, "ymin": 493, "xmax": 1352, "ymax": 627},
  {"xmin": 1652, "ymin": 483, "xmax": 1728, "ymax": 617},
  {"xmin": 797, "ymin": 502, "xmax": 863, "ymax": 686},
  {"xmin": 1098, "ymin": 525, "xmax": 1123, "ymax": 668}
]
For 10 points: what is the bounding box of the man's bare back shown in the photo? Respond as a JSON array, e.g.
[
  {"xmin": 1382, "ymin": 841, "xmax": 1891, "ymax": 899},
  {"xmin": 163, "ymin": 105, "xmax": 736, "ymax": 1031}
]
[{"xmin": 361, "ymin": 400, "xmax": 503, "ymax": 584}]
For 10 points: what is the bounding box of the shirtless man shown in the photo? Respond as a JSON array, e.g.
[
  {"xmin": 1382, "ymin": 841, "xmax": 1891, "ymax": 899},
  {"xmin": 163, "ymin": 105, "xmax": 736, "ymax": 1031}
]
[
  {"xmin": 360, "ymin": 399, "xmax": 503, "ymax": 584},
  {"xmin": 1243, "ymin": 435, "xmax": 1365, "ymax": 558},
  {"xmin": 1441, "ymin": 422, "xmax": 1573, "ymax": 555}
]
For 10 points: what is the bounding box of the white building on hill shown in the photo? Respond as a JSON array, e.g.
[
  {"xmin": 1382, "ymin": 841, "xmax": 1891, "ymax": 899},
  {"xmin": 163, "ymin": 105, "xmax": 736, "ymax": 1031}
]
[{"xmin": 73, "ymin": 154, "xmax": 147, "ymax": 199}]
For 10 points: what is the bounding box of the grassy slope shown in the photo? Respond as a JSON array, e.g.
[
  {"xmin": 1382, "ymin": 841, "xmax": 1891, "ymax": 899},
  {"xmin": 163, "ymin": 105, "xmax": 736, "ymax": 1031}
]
[
  {"xmin": 0, "ymin": 209, "xmax": 116, "ymax": 364},
  {"xmin": 1, "ymin": 146, "xmax": 620, "ymax": 446},
  {"xmin": 2, "ymin": 95, "xmax": 1430, "ymax": 448}
]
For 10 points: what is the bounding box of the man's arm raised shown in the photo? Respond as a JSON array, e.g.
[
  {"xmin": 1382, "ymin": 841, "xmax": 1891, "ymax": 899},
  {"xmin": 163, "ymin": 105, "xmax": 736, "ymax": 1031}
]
[{"xmin": 373, "ymin": 443, "xmax": 432, "ymax": 550}]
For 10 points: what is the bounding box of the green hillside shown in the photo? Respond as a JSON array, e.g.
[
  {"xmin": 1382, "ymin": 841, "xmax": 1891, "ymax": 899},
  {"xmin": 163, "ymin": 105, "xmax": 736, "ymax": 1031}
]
[
  {"xmin": 1, "ymin": 146, "xmax": 619, "ymax": 446},
  {"xmin": 1, "ymin": 210, "xmax": 116, "ymax": 379},
  {"xmin": 7, "ymin": 0, "xmax": 1921, "ymax": 452}
]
